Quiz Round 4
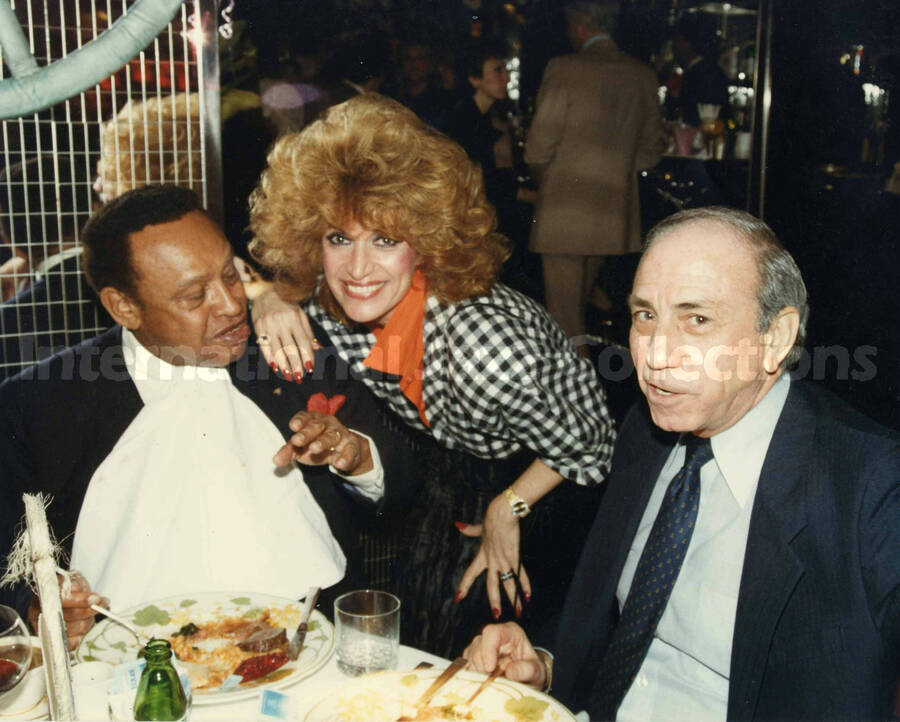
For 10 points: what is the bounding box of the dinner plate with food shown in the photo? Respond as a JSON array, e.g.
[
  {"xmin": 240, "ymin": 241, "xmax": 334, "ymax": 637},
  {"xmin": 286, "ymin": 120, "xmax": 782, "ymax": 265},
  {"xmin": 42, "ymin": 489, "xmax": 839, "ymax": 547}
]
[
  {"xmin": 75, "ymin": 592, "xmax": 332, "ymax": 704},
  {"xmin": 297, "ymin": 667, "xmax": 576, "ymax": 722}
]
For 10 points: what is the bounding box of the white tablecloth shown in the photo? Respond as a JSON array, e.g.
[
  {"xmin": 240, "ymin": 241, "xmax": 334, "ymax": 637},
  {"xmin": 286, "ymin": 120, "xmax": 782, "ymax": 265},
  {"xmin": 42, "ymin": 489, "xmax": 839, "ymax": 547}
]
[{"xmin": 190, "ymin": 645, "xmax": 449, "ymax": 720}]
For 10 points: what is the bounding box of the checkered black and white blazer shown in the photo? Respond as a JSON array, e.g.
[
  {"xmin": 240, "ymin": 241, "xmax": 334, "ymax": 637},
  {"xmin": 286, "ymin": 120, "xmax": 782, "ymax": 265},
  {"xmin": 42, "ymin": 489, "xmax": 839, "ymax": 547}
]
[{"xmin": 307, "ymin": 282, "xmax": 615, "ymax": 485}]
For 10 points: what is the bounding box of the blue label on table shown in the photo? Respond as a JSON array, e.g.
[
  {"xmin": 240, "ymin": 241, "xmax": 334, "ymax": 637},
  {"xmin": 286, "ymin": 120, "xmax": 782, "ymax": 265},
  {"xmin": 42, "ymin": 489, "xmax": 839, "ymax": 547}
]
[
  {"xmin": 112, "ymin": 658, "xmax": 146, "ymax": 693},
  {"xmin": 260, "ymin": 689, "xmax": 290, "ymax": 719},
  {"xmin": 219, "ymin": 674, "xmax": 242, "ymax": 692}
]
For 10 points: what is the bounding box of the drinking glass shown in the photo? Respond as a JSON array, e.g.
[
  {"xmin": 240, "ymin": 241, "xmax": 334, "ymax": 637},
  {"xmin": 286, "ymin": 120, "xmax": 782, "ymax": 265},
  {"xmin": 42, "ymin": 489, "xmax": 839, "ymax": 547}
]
[
  {"xmin": 0, "ymin": 605, "xmax": 33, "ymax": 694},
  {"xmin": 334, "ymin": 590, "xmax": 400, "ymax": 676}
]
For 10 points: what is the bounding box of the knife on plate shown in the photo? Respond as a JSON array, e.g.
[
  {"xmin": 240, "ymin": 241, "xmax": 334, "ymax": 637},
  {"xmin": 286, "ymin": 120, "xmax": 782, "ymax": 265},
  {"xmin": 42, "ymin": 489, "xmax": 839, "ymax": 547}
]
[
  {"xmin": 287, "ymin": 586, "xmax": 320, "ymax": 660},
  {"xmin": 396, "ymin": 658, "xmax": 469, "ymax": 721},
  {"xmin": 415, "ymin": 656, "xmax": 469, "ymax": 706}
]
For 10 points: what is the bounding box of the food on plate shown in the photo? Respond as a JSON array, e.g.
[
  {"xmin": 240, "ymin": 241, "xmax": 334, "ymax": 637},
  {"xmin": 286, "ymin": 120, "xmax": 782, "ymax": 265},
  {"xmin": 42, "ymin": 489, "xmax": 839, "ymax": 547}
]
[
  {"xmin": 236, "ymin": 623, "xmax": 287, "ymax": 653},
  {"xmin": 233, "ymin": 653, "xmax": 289, "ymax": 682},
  {"xmin": 402, "ymin": 703, "xmax": 478, "ymax": 721},
  {"xmin": 309, "ymin": 671, "xmax": 565, "ymax": 722},
  {"xmin": 334, "ymin": 689, "xmax": 482, "ymax": 722},
  {"xmin": 331, "ymin": 694, "xmax": 550, "ymax": 722},
  {"xmin": 168, "ymin": 610, "xmax": 291, "ymax": 689}
]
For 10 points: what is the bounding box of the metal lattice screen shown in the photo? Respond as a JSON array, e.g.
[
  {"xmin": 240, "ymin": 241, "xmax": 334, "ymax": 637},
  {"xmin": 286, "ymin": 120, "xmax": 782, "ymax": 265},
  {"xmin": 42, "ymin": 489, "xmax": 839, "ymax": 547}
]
[{"xmin": 0, "ymin": 0, "xmax": 220, "ymax": 380}]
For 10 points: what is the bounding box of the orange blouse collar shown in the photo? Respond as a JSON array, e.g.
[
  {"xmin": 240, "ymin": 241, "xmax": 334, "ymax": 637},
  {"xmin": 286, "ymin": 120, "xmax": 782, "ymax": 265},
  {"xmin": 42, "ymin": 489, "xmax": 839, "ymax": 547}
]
[{"xmin": 363, "ymin": 269, "xmax": 429, "ymax": 427}]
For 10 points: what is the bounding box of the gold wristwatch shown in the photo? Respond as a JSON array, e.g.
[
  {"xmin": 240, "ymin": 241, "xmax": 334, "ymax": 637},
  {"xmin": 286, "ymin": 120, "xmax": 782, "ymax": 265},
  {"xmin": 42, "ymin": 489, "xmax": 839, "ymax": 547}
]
[{"xmin": 503, "ymin": 487, "xmax": 532, "ymax": 518}]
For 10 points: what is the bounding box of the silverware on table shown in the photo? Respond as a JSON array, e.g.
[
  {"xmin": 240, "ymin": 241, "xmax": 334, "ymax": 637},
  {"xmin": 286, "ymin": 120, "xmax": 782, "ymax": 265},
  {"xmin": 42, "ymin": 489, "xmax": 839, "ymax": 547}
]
[
  {"xmin": 415, "ymin": 656, "xmax": 469, "ymax": 706},
  {"xmin": 287, "ymin": 586, "xmax": 320, "ymax": 661},
  {"xmin": 465, "ymin": 657, "xmax": 509, "ymax": 705},
  {"xmin": 90, "ymin": 603, "xmax": 151, "ymax": 645},
  {"xmin": 397, "ymin": 656, "xmax": 469, "ymax": 720}
]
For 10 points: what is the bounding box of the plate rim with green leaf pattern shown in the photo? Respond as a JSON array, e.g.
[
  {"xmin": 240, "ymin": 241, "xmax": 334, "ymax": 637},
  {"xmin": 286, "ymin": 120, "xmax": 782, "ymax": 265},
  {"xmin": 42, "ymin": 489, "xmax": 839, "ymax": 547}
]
[
  {"xmin": 297, "ymin": 667, "xmax": 576, "ymax": 722},
  {"xmin": 74, "ymin": 590, "xmax": 333, "ymax": 705}
]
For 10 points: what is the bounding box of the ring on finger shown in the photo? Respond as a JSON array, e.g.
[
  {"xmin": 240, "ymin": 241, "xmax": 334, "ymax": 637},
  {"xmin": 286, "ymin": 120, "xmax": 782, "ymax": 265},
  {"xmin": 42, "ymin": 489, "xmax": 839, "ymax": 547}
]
[
  {"xmin": 329, "ymin": 430, "xmax": 342, "ymax": 451},
  {"xmin": 499, "ymin": 570, "xmax": 515, "ymax": 582},
  {"xmin": 257, "ymin": 334, "xmax": 270, "ymax": 344}
]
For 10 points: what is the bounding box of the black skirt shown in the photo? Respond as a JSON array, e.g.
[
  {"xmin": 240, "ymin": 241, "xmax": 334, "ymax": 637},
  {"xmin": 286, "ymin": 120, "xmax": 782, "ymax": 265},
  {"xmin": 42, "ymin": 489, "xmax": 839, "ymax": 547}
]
[{"xmin": 388, "ymin": 430, "xmax": 604, "ymax": 658}]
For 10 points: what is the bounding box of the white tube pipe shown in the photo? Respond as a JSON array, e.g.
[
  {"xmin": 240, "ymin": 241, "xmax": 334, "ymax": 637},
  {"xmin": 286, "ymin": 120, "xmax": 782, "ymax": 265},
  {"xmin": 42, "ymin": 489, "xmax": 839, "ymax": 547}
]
[
  {"xmin": 0, "ymin": 0, "xmax": 184, "ymax": 119},
  {"xmin": 0, "ymin": 0, "xmax": 39, "ymax": 78}
]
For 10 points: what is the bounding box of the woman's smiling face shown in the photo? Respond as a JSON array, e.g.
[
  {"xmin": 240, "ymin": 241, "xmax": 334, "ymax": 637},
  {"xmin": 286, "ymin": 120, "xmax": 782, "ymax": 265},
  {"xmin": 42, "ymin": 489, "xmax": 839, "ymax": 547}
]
[{"xmin": 321, "ymin": 219, "xmax": 420, "ymax": 327}]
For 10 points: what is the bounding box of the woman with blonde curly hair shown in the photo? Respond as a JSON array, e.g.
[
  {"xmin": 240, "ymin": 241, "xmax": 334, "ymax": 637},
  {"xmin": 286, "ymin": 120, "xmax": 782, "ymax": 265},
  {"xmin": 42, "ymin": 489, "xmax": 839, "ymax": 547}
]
[{"xmin": 249, "ymin": 93, "xmax": 615, "ymax": 656}]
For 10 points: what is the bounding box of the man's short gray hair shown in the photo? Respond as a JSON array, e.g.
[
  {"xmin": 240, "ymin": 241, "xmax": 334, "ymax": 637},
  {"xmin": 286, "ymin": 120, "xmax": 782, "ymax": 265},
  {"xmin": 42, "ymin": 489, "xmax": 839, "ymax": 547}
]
[
  {"xmin": 644, "ymin": 206, "xmax": 809, "ymax": 369},
  {"xmin": 564, "ymin": 0, "xmax": 620, "ymax": 33}
]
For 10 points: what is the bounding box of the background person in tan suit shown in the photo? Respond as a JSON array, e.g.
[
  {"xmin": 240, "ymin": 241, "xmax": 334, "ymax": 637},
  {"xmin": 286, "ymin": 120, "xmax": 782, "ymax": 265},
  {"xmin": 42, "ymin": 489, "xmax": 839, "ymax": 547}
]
[{"xmin": 526, "ymin": 0, "xmax": 664, "ymax": 348}]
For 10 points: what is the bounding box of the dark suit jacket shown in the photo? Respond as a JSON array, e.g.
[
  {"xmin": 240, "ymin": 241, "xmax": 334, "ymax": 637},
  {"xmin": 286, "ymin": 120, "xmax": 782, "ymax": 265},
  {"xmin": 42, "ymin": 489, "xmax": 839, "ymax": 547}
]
[
  {"xmin": 0, "ymin": 253, "xmax": 113, "ymax": 381},
  {"xmin": 445, "ymin": 96, "xmax": 518, "ymax": 216},
  {"xmin": 0, "ymin": 325, "xmax": 418, "ymax": 616},
  {"xmin": 552, "ymin": 379, "xmax": 900, "ymax": 720},
  {"xmin": 680, "ymin": 57, "xmax": 729, "ymax": 127}
]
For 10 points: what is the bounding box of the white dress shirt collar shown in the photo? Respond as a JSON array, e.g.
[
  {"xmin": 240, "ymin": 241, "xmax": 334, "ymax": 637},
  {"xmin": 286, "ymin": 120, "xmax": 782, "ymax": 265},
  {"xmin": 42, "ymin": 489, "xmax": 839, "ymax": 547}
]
[
  {"xmin": 708, "ymin": 373, "xmax": 791, "ymax": 508},
  {"xmin": 122, "ymin": 326, "xmax": 230, "ymax": 403}
]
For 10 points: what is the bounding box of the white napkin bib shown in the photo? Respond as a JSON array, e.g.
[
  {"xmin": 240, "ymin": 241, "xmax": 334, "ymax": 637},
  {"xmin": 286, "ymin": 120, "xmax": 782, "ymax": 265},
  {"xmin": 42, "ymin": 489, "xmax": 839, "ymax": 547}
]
[{"xmin": 71, "ymin": 330, "xmax": 345, "ymax": 609}]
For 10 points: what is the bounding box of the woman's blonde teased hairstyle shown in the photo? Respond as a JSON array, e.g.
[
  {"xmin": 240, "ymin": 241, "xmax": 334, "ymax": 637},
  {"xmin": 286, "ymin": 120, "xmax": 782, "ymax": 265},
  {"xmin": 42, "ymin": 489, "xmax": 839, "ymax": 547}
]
[{"xmin": 249, "ymin": 93, "xmax": 509, "ymax": 312}]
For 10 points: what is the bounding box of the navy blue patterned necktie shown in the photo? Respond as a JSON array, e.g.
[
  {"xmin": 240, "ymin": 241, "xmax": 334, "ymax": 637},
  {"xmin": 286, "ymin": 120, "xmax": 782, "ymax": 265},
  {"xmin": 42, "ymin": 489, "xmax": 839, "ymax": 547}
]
[{"xmin": 589, "ymin": 435, "xmax": 714, "ymax": 719}]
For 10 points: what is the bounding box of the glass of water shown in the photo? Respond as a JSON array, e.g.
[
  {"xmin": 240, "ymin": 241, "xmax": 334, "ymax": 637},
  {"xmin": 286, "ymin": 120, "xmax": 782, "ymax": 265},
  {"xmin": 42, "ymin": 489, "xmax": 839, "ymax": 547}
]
[{"xmin": 334, "ymin": 590, "xmax": 400, "ymax": 676}]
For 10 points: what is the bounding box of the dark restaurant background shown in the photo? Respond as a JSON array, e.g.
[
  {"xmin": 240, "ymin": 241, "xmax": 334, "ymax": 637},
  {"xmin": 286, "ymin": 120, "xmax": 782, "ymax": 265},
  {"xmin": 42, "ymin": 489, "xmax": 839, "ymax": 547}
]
[
  {"xmin": 2, "ymin": 0, "xmax": 900, "ymax": 428},
  {"xmin": 230, "ymin": 0, "xmax": 900, "ymax": 429}
]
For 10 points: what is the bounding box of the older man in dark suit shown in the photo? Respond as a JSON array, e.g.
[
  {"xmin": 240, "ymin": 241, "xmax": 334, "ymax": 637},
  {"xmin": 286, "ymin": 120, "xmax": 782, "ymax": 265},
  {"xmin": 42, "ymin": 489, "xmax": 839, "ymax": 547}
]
[
  {"xmin": 0, "ymin": 185, "xmax": 416, "ymax": 648},
  {"xmin": 464, "ymin": 206, "xmax": 900, "ymax": 720}
]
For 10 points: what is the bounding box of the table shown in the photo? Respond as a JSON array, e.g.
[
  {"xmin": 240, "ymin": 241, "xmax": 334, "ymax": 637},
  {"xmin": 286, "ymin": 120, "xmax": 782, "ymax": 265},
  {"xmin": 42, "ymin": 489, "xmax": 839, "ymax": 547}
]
[{"xmin": 190, "ymin": 645, "xmax": 449, "ymax": 720}]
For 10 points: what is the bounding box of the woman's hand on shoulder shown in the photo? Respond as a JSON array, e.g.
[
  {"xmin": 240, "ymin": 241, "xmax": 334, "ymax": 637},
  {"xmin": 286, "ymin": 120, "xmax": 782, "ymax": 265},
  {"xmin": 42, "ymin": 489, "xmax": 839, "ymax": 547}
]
[{"xmin": 251, "ymin": 285, "xmax": 318, "ymax": 379}]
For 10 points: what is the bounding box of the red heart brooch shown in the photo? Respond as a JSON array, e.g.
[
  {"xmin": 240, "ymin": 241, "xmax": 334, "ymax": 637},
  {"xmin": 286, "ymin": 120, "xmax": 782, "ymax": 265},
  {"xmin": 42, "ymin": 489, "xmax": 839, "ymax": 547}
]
[{"xmin": 306, "ymin": 393, "xmax": 346, "ymax": 415}]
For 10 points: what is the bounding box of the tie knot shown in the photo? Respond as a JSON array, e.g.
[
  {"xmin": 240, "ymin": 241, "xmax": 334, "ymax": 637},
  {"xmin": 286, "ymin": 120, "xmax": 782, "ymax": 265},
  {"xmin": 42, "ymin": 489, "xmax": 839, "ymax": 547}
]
[{"xmin": 682, "ymin": 435, "xmax": 713, "ymax": 470}]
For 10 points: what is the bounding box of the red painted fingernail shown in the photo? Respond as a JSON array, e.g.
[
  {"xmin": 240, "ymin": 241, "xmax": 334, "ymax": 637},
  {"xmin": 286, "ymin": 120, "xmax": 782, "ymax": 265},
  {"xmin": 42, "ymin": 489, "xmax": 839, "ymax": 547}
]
[
  {"xmin": 269, "ymin": 362, "xmax": 278, "ymax": 372},
  {"xmin": 293, "ymin": 371, "xmax": 304, "ymax": 383},
  {"xmin": 282, "ymin": 368, "xmax": 291, "ymax": 378},
  {"xmin": 305, "ymin": 360, "xmax": 314, "ymax": 374},
  {"xmin": 454, "ymin": 521, "xmax": 468, "ymax": 531},
  {"xmin": 454, "ymin": 591, "xmax": 462, "ymax": 603},
  {"xmin": 524, "ymin": 591, "xmax": 531, "ymax": 603},
  {"xmin": 515, "ymin": 604, "xmax": 522, "ymax": 619},
  {"xmin": 492, "ymin": 607, "xmax": 500, "ymax": 621}
]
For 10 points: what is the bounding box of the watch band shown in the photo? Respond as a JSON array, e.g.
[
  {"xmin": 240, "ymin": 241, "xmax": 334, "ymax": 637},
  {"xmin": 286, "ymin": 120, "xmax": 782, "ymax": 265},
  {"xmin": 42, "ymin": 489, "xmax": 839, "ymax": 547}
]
[
  {"xmin": 503, "ymin": 487, "xmax": 532, "ymax": 518},
  {"xmin": 534, "ymin": 648, "xmax": 553, "ymax": 693}
]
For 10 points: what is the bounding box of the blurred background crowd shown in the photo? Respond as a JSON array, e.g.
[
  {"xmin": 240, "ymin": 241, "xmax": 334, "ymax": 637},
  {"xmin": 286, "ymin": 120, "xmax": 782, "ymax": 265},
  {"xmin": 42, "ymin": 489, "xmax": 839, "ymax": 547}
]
[{"xmin": 2, "ymin": 0, "xmax": 900, "ymax": 427}]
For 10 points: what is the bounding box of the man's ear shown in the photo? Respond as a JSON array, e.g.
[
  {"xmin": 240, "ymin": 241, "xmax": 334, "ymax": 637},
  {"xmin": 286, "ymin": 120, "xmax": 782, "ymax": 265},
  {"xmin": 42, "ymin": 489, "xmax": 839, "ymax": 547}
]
[
  {"xmin": 468, "ymin": 74, "xmax": 480, "ymax": 91},
  {"xmin": 99, "ymin": 286, "xmax": 143, "ymax": 331},
  {"xmin": 762, "ymin": 306, "xmax": 800, "ymax": 373}
]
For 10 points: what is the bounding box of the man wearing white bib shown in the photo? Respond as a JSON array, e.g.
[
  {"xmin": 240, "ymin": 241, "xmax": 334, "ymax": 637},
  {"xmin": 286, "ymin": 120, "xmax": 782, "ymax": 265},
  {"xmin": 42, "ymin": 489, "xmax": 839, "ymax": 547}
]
[{"xmin": 0, "ymin": 185, "xmax": 417, "ymax": 648}]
